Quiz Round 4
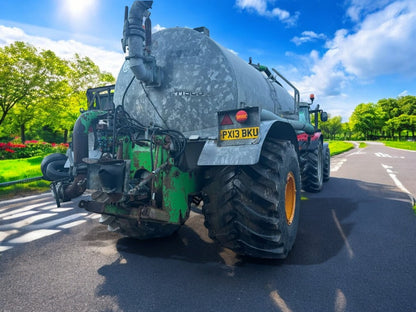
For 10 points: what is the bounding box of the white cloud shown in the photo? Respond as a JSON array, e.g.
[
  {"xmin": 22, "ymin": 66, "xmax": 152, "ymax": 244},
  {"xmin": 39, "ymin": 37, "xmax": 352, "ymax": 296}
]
[
  {"xmin": 346, "ymin": 0, "xmax": 395, "ymax": 22},
  {"xmin": 285, "ymin": 0, "xmax": 416, "ymax": 120},
  {"xmin": 336, "ymin": 1, "xmax": 416, "ymax": 78},
  {"xmin": 152, "ymin": 24, "xmax": 166, "ymax": 33},
  {"xmin": 291, "ymin": 31, "xmax": 327, "ymax": 46},
  {"xmin": 398, "ymin": 90, "xmax": 408, "ymax": 97},
  {"xmin": 292, "ymin": 0, "xmax": 416, "ymax": 98},
  {"xmin": 235, "ymin": 0, "xmax": 299, "ymax": 26},
  {"xmin": 0, "ymin": 25, "xmax": 123, "ymax": 78}
]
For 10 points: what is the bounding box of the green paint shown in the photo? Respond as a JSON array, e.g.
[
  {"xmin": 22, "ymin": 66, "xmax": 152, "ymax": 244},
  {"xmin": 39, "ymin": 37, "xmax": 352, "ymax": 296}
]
[
  {"xmin": 79, "ymin": 110, "xmax": 107, "ymax": 133},
  {"xmin": 163, "ymin": 168, "xmax": 198, "ymax": 223},
  {"xmin": 123, "ymin": 136, "xmax": 199, "ymax": 224}
]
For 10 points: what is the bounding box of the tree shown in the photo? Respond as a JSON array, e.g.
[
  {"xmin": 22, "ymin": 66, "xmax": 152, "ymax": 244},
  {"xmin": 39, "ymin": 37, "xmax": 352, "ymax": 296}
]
[
  {"xmin": 350, "ymin": 103, "xmax": 379, "ymax": 139},
  {"xmin": 320, "ymin": 115, "xmax": 342, "ymax": 140},
  {"xmin": 0, "ymin": 42, "xmax": 45, "ymax": 127},
  {"xmin": 7, "ymin": 49, "xmax": 72, "ymax": 142},
  {"xmin": 377, "ymin": 98, "xmax": 401, "ymax": 120},
  {"xmin": 0, "ymin": 42, "xmax": 115, "ymax": 143},
  {"xmin": 398, "ymin": 95, "xmax": 416, "ymax": 116},
  {"xmin": 44, "ymin": 54, "xmax": 115, "ymax": 142},
  {"xmin": 341, "ymin": 122, "xmax": 352, "ymax": 140},
  {"xmin": 409, "ymin": 115, "xmax": 416, "ymax": 138}
]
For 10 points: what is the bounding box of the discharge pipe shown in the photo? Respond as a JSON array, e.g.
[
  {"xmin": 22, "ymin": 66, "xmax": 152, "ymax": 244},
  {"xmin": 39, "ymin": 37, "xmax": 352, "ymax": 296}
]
[{"xmin": 123, "ymin": 1, "xmax": 162, "ymax": 86}]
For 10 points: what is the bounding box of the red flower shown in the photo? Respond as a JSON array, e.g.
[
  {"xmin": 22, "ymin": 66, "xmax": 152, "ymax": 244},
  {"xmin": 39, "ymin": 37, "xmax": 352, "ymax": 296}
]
[{"xmin": 5, "ymin": 148, "xmax": 15, "ymax": 153}]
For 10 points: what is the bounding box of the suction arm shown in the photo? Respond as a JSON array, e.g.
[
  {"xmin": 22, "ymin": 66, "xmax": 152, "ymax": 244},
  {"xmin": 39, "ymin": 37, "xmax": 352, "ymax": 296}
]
[{"xmin": 122, "ymin": 1, "xmax": 162, "ymax": 87}]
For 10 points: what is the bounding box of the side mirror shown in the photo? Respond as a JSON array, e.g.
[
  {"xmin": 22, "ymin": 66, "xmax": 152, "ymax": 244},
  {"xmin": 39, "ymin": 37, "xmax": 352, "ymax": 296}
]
[{"xmin": 320, "ymin": 111, "xmax": 328, "ymax": 122}]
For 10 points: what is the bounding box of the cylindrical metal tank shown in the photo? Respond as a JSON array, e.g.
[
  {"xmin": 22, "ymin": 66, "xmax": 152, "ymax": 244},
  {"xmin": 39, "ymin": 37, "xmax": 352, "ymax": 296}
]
[{"xmin": 114, "ymin": 27, "xmax": 297, "ymax": 137}]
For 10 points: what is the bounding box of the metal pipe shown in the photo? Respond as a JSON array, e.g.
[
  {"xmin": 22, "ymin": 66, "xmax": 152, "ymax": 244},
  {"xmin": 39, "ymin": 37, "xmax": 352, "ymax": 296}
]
[{"xmin": 124, "ymin": 1, "xmax": 162, "ymax": 86}]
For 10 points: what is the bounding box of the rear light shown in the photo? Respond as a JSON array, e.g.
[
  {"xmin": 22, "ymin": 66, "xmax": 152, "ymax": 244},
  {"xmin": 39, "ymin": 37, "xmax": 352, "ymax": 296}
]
[{"xmin": 235, "ymin": 110, "xmax": 248, "ymax": 123}]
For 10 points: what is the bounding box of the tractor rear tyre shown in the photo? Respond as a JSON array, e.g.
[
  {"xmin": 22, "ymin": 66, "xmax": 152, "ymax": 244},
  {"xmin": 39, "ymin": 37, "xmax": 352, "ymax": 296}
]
[
  {"xmin": 323, "ymin": 143, "xmax": 330, "ymax": 182},
  {"xmin": 301, "ymin": 141, "xmax": 323, "ymax": 192},
  {"xmin": 202, "ymin": 139, "xmax": 301, "ymax": 259}
]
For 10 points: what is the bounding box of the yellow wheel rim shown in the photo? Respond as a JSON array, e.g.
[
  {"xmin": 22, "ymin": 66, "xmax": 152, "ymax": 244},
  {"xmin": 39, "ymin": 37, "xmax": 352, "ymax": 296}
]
[{"xmin": 285, "ymin": 172, "xmax": 296, "ymax": 225}]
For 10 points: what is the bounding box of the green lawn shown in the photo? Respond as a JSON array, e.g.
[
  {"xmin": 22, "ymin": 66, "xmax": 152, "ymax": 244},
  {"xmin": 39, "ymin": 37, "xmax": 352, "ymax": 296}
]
[
  {"xmin": 382, "ymin": 141, "xmax": 416, "ymax": 151},
  {"xmin": 0, "ymin": 156, "xmax": 49, "ymax": 199},
  {"xmin": 328, "ymin": 141, "xmax": 355, "ymax": 156},
  {"xmin": 0, "ymin": 156, "xmax": 44, "ymax": 182}
]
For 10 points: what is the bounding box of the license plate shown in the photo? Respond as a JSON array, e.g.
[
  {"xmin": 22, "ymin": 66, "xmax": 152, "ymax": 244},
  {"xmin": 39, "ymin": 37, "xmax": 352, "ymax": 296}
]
[{"xmin": 220, "ymin": 127, "xmax": 259, "ymax": 141}]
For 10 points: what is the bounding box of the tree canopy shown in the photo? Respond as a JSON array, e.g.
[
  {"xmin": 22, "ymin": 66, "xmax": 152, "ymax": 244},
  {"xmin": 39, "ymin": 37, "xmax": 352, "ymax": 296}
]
[
  {"xmin": 350, "ymin": 96, "xmax": 416, "ymax": 140},
  {"xmin": 0, "ymin": 41, "xmax": 115, "ymax": 143}
]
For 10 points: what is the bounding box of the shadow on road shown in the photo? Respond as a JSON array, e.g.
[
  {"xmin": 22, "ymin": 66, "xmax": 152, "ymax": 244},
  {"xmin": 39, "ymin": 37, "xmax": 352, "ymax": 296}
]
[
  {"xmin": 91, "ymin": 177, "xmax": 409, "ymax": 266},
  {"xmin": 90, "ymin": 176, "xmax": 414, "ymax": 311}
]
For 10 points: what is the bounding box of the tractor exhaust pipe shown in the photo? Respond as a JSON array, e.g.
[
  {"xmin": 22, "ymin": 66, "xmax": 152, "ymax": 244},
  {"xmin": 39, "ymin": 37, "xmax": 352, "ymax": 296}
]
[{"xmin": 122, "ymin": 1, "xmax": 162, "ymax": 87}]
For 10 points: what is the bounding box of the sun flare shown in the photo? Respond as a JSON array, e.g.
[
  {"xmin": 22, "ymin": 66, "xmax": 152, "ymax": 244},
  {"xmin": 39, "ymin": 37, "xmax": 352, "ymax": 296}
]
[{"xmin": 63, "ymin": 0, "xmax": 97, "ymax": 20}]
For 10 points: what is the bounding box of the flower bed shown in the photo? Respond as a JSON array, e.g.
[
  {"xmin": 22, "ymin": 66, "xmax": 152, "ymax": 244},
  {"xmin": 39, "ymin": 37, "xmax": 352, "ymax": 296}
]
[{"xmin": 0, "ymin": 141, "xmax": 69, "ymax": 160}]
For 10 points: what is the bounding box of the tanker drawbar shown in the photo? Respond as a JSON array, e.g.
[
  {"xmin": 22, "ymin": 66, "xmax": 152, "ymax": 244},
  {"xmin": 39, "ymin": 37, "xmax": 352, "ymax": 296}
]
[{"xmin": 41, "ymin": 0, "xmax": 332, "ymax": 259}]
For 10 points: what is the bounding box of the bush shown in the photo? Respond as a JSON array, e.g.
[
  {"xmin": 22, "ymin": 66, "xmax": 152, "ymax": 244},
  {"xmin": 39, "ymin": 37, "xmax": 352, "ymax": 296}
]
[{"xmin": 0, "ymin": 140, "xmax": 68, "ymax": 160}]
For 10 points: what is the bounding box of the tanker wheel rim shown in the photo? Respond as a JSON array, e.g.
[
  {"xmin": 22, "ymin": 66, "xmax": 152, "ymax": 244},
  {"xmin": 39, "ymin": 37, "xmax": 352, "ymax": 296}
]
[{"xmin": 285, "ymin": 171, "xmax": 297, "ymax": 225}]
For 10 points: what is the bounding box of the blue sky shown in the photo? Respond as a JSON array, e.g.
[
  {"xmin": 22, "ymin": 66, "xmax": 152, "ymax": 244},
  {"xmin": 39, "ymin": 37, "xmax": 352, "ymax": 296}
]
[{"xmin": 1, "ymin": 0, "xmax": 415, "ymax": 121}]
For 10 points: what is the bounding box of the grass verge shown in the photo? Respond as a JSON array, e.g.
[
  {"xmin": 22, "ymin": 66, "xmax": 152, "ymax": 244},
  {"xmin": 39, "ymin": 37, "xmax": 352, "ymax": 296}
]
[
  {"xmin": 328, "ymin": 141, "xmax": 354, "ymax": 156},
  {"xmin": 382, "ymin": 141, "xmax": 416, "ymax": 151},
  {"xmin": 0, "ymin": 156, "xmax": 49, "ymax": 200},
  {"xmin": 359, "ymin": 142, "xmax": 367, "ymax": 148}
]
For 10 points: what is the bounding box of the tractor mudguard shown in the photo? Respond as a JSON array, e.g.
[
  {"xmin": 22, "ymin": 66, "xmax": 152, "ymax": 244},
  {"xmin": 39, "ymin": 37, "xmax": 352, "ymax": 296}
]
[
  {"xmin": 303, "ymin": 132, "xmax": 323, "ymax": 152},
  {"xmin": 197, "ymin": 120, "xmax": 298, "ymax": 166}
]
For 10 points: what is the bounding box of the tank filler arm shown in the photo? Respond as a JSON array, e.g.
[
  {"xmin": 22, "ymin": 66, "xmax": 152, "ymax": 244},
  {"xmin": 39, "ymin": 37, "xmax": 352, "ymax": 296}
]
[
  {"xmin": 122, "ymin": 1, "xmax": 162, "ymax": 87},
  {"xmin": 272, "ymin": 68, "xmax": 300, "ymax": 107}
]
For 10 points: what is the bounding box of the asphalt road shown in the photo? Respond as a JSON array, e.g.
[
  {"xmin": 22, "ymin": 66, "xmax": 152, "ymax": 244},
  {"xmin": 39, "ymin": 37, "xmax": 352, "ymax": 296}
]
[{"xmin": 1, "ymin": 142, "xmax": 415, "ymax": 312}]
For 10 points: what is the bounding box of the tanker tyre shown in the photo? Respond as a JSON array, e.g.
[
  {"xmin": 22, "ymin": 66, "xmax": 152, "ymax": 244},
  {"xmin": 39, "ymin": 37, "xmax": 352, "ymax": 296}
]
[
  {"xmin": 323, "ymin": 143, "xmax": 330, "ymax": 182},
  {"xmin": 301, "ymin": 141, "xmax": 323, "ymax": 192},
  {"xmin": 105, "ymin": 218, "xmax": 181, "ymax": 240},
  {"xmin": 202, "ymin": 139, "xmax": 301, "ymax": 259},
  {"xmin": 45, "ymin": 159, "xmax": 69, "ymax": 181},
  {"xmin": 41, "ymin": 153, "xmax": 67, "ymax": 179}
]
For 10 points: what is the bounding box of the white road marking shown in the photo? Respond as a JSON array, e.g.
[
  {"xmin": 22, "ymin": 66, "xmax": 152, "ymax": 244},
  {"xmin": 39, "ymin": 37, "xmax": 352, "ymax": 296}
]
[
  {"xmin": 335, "ymin": 289, "xmax": 347, "ymax": 312},
  {"xmin": 0, "ymin": 193, "xmax": 51, "ymax": 205},
  {"xmin": 347, "ymin": 149, "xmax": 366, "ymax": 156},
  {"xmin": 0, "ymin": 229, "xmax": 18, "ymax": 241},
  {"xmin": 0, "ymin": 202, "xmax": 54, "ymax": 219},
  {"xmin": 0, "ymin": 246, "xmax": 13, "ymax": 252},
  {"xmin": 7, "ymin": 229, "xmax": 61, "ymax": 244},
  {"xmin": 26, "ymin": 213, "xmax": 88, "ymax": 230},
  {"xmin": 375, "ymin": 152, "xmax": 392, "ymax": 158},
  {"xmin": 39, "ymin": 204, "xmax": 66, "ymax": 211},
  {"xmin": 50, "ymin": 207, "xmax": 74, "ymax": 213},
  {"xmin": 375, "ymin": 152, "xmax": 405, "ymax": 159},
  {"xmin": 332, "ymin": 209, "xmax": 354, "ymax": 259},
  {"xmin": 270, "ymin": 290, "xmax": 293, "ymax": 312},
  {"xmin": 331, "ymin": 158, "xmax": 347, "ymax": 172},
  {"xmin": 0, "ymin": 213, "xmax": 57, "ymax": 230},
  {"xmin": 381, "ymin": 164, "xmax": 413, "ymax": 201},
  {"xmin": 0, "ymin": 196, "xmax": 100, "ymax": 253},
  {"xmin": 58, "ymin": 219, "xmax": 87, "ymax": 229},
  {"xmin": 2, "ymin": 210, "xmax": 39, "ymax": 220},
  {"xmin": 86, "ymin": 214, "xmax": 101, "ymax": 220}
]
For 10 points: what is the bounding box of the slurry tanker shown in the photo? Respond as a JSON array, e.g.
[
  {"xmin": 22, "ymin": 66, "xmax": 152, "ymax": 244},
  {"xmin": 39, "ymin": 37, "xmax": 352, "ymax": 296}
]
[{"xmin": 42, "ymin": 1, "xmax": 329, "ymax": 258}]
